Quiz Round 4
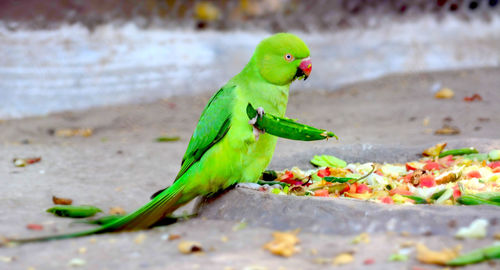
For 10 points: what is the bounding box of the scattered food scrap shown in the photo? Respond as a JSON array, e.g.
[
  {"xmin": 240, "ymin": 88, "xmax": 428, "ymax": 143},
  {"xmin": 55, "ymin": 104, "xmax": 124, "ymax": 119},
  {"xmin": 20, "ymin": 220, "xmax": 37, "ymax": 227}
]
[
  {"xmin": 455, "ymin": 219, "xmax": 489, "ymax": 239},
  {"xmin": 464, "ymin": 94, "xmax": 483, "ymax": 102},
  {"xmin": 363, "ymin": 258, "xmax": 375, "ymax": 265},
  {"xmin": 351, "ymin": 232, "xmax": 370, "ymax": 244},
  {"xmin": 13, "ymin": 157, "xmax": 41, "ymax": 167},
  {"xmin": 52, "ymin": 196, "xmax": 73, "ymax": 205},
  {"xmin": 46, "ymin": 205, "xmax": 102, "ymax": 218},
  {"xmin": 178, "ymin": 241, "xmax": 203, "ymax": 254},
  {"xmin": 332, "ymin": 252, "xmax": 354, "ymax": 266},
  {"xmin": 109, "ymin": 206, "xmax": 126, "ymax": 215},
  {"xmin": 263, "ymin": 229, "xmax": 300, "ymax": 257},
  {"xmin": 155, "ymin": 136, "xmax": 180, "ymax": 142},
  {"xmin": 0, "ymin": 256, "xmax": 15, "ymax": 263},
  {"xmin": 232, "ymin": 221, "xmax": 247, "ymax": 231},
  {"xmin": 416, "ymin": 243, "xmax": 461, "ymax": 265},
  {"xmin": 434, "ymin": 125, "xmax": 460, "ymax": 135},
  {"xmin": 388, "ymin": 252, "xmax": 408, "ymax": 262},
  {"xmin": 447, "ymin": 243, "xmax": 500, "ymax": 266},
  {"xmin": 134, "ymin": 233, "xmax": 147, "ymax": 245},
  {"xmin": 56, "ymin": 128, "xmax": 93, "ymax": 137},
  {"xmin": 26, "ymin": 224, "xmax": 44, "ymax": 231},
  {"xmin": 68, "ymin": 258, "xmax": 86, "ymax": 267},
  {"xmin": 434, "ymin": 88, "xmax": 454, "ymax": 99}
]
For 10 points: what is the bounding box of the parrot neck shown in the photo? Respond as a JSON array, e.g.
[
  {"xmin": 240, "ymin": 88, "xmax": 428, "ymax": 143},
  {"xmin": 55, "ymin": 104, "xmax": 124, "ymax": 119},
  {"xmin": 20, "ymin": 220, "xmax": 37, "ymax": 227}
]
[{"xmin": 234, "ymin": 56, "xmax": 290, "ymax": 116}]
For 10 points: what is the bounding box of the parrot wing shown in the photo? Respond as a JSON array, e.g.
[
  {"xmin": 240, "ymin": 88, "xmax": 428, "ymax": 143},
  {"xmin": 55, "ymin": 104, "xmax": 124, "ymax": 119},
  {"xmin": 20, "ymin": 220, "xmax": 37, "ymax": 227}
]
[{"xmin": 174, "ymin": 84, "xmax": 236, "ymax": 182}]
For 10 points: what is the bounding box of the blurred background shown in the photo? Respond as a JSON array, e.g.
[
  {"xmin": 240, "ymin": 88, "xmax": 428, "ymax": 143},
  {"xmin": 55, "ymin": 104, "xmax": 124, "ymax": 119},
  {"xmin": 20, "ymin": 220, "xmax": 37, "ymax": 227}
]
[{"xmin": 1, "ymin": 0, "xmax": 500, "ymax": 118}]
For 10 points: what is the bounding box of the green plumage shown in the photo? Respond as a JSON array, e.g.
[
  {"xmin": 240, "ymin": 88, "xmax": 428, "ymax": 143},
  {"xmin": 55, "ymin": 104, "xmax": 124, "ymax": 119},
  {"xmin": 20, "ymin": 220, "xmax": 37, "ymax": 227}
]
[{"xmin": 8, "ymin": 33, "xmax": 311, "ymax": 243}]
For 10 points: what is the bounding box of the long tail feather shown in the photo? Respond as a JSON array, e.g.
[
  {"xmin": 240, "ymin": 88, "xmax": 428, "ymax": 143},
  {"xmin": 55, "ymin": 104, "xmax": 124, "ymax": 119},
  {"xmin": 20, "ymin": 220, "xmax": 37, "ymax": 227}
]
[{"xmin": 5, "ymin": 184, "xmax": 185, "ymax": 245}]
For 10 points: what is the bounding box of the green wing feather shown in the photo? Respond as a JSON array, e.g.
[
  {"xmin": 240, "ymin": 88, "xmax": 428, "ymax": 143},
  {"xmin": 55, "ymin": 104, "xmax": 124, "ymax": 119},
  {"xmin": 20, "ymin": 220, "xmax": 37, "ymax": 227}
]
[{"xmin": 174, "ymin": 85, "xmax": 236, "ymax": 181}]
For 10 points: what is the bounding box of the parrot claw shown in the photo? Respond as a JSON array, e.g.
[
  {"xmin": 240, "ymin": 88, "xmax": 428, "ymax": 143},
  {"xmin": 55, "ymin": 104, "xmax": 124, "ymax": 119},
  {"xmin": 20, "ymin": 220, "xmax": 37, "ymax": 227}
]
[{"xmin": 249, "ymin": 107, "xmax": 265, "ymax": 141}]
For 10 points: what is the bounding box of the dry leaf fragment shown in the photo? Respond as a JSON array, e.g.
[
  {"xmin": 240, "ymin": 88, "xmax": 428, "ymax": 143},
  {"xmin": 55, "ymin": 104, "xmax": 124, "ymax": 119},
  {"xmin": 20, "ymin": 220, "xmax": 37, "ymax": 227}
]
[
  {"xmin": 333, "ymin": 252, "xmax": 354, "ymax": 266},
  {"xmin": 109, "ymin": 206, "xmax": 126, "ymax": 215},
  {"xmin": 178, "ymin": 241, "xmax": 203, "ymax": 254},
  {"xmin": 494, "ymin": 233, "xmax": 500, "ymax": 240},
  {"xmin": 168, "ymin": 234, "xmax": 181, "ymax": 241},
  {"xmin": 351, "ymin": 232, "xmax": 370, "ymax": 244},
  {"xmin": 56, "ymin": 128, "xmax": 93, "ymax": 137},
  {"xmin": 416, "ymin": 243, "xmax": 461, "ymax": 265},
  {"xmin": 263, "ymin": 229, "xmax": 300, "ymax": 257},
  {"xmin": 422, "ymin": 143, "xmax": 447, "ymax": 157},
  {"xmin": 435, "ymin": 88, "xmax": 455, "ymax": 99},
  {"xmin": 134, "ymin": 233, "xmax": 147, "ymax": 245},
  {"xmin": 435, "ymin": 125, "xmax": 460, "ymax": 135},
  {"xmin": 52, "ymin": 196, "xmax": 73, "ymax": 205}
]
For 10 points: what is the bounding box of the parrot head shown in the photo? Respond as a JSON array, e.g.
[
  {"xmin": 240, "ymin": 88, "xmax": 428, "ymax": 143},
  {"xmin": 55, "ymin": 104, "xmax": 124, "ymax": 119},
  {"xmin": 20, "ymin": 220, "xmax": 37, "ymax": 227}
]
[{"xmin": 254, "ymin": 33, "xmax": 311, "ymax": 86}]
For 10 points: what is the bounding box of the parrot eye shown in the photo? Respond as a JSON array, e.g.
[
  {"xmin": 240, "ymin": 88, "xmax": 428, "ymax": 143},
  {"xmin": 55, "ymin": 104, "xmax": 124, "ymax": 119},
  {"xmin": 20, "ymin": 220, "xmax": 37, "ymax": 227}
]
[{"xmin": 284, "ymin": 53, "xmax": 294, "ymax": 62}]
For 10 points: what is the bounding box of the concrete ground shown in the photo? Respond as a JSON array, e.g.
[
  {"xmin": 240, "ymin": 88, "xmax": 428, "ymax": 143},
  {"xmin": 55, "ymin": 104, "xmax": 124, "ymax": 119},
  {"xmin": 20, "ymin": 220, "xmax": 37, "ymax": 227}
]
[{"xmin": 1, "ymin": 67, "xmax": 499, "ymax": 269}]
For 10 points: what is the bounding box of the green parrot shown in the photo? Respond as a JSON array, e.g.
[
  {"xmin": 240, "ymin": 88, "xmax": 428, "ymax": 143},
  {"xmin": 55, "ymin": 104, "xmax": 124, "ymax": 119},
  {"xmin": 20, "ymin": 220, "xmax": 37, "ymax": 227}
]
[{"xmin": 10, "ymin": 33, "xmax": 312, "ymax": 243}]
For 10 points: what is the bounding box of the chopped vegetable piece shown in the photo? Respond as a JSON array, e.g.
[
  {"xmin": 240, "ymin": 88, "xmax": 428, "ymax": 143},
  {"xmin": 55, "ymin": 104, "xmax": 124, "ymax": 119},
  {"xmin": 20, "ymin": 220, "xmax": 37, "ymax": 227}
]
[
  {"xmin": 402, "ymin": 195, "xmax": 429, "ymax": 204},
  {"xmin": 423, "ymin": 161, "xmax": 440, "ymax": 171},
  {"xmin": 439, "ymin": 148, "xmax": 478, "ymax": 158},
  {"xmin": 447, "ymin": 244, "xmax": 500, "ymax": 266},
  {"xmin": 310, "ymin": 155, "xmax": 347, "ymax": 168},
  {"xmin": 314, "ymin": 189, "xmax": 329, "ymax": 197},
  {"xmin": 46, "ymin": 205, "xmax": 102, "ymax": 218},
  {"xmin": 247, "ymin": 103, "xmax": 338, "ymax": 141},
  {"xmin": 488, "ymin": 150, "xmax": 500, "ymax": 161},
  {"xmin": 419, "ymin": 175, "xmax": 436, "ymax": 188},
  {"xmin": 380, "ymin": 196, "xmax": 394, "ymax": 204},
  {"xmin": 155, "ymin": 136, "xmax": 180, "ymax": 142},
  {"xmin": 455, "ymin": 219, "xmax": 488, "ymax": 239},
  {"xmin": 262, "ymin": 230, "xmax": 300, "ymax": 257},
  {"xmin": 466, "ymin": 170, "xmax": 481, "ymax": 179}
]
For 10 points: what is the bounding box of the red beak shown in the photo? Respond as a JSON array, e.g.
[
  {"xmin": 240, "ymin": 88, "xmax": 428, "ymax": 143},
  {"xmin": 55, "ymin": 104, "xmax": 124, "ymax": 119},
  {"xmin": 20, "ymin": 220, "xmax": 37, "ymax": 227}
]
[{"xmin": 299, "ymin": 57, "xmax": 312, "ymax": 77}]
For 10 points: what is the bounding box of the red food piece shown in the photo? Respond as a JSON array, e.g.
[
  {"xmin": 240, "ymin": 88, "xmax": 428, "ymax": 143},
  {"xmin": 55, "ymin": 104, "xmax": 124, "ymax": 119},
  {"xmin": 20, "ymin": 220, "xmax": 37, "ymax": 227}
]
[
  {"xmin": 363, "ymin": 258, "xmax": 375, "ymax": 265},
  {"xmin": 419, "ymin": 175, "xmax": 436, "ymax": 188},
  {"xmin": 317, "ymin": 168, "xmax": 330, "ymax": 178},
  {"xmin": 390, "ymin": 186, "xmax": 413, "ymax": 196},
  {"xmin": 488, "ymin": 161, "xmax": 500, "ymax": 169},
  {"xmin": 466, "ymin": 170, "xmax": 481, "ymax": 179},
  {"xmin": 452, "ymin": 185, "xmax": 461, "ymax": 199},
  {"xmin": 380, "ymin": 196, "xmax": 394, "ymax": 204},
  {"xmin": 279, "ymin": 171, "xmax": 302, "ymax": 185},
  {"xmin": 26, "ymin": 224, "xmax": 44, "ymax": 231},
  {"xmin": 403, "ymin": 172, "xmax": 413, "ymax": 183},
  {"xmin": 375, "ymin": 169, "xmax": 384, "ymax": 176},
  {"xmin": 439, "ymin": 155, "xmax": 454, "ymax": 167},
  {"xmin": 356, "ymin": 183, "xmax": 371, "ymax": 194},
  {"xmin": 314, "ymin": 189, "xmax": 329, "ymax": 197},
  {"xmin": 464, "ymin": 94, "xmax": 482, "ymax": 102},
  {"xmin": 493, "ymin": 167, "xmax": 500, "ymax": 174},
  {"xmin": 423, "ymin": 161, "xmax": 440, "ymax": 171}
]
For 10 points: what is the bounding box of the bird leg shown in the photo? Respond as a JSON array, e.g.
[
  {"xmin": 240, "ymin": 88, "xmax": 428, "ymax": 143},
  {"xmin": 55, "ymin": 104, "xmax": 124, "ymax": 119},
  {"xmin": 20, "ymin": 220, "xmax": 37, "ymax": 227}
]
[{"xmin": 248, "ymin": 107, "xmax": 265, "ymax": 141}]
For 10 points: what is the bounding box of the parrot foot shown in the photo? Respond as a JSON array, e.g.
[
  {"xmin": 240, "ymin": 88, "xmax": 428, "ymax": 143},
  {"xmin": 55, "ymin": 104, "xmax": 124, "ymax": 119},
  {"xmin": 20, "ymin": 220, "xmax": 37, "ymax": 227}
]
[{"xmin": 248, "ymin": 107, "xmax": 265, "ymax": 141}]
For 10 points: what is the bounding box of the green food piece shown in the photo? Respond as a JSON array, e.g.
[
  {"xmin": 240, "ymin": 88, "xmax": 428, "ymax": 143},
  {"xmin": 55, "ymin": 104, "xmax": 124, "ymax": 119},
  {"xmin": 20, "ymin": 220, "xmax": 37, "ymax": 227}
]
[
  {"xmin": 155, "ymin": 136, "xmax": 180, "ymax": 142},
  {"xmin": 46, "ymin": 205, "xmax": 102, "ymax": 218},
  {"xmin": 462, "ymin": 153, "xmax": 489, "ymax": 161},
  {"xmin": 310, "ymin": 155, "xmax": 347, "ymax": 168},
  {"xmin": 324, "ymin": 165, "xmax": 374, "ymax": 184},
  {"xmin": 430, "ymin": 189, "xmax": 447, "ymax": 200},
  {"xmin": 489, "ymin": 150, "xmax": 500, "ymax": 161},
  {"xmin": 447, "ymin": 244, "xmax": 500, "ymax": 266},
  {"xmin": 247, "ymin": 103, "xmax": 338, "ymax": 141},
  {"xmin": 388, "ymin": 253, "xmax": 408, "ymax": 261},
  {"xmin": 438, "ymin": 148, "xmax": 478, "ymax": 158},
  {"xmin": 257, "ymin": 180, "xmax": 288, "ymax": 188},
  {"xmin": 401, "ymin": 195, "xmax": 429, "ymax": 204},
  {"xmin": 457, "ymin": 195, "xmax": 500, "ymax": 207},
  {"xmin": 434, "ymin": 189, "xmax": 453, "ymax": 204},
  {"xmin": 261, "ymin": 170, "xmax": 278, "ymax": 181},
  {"xmin": 471, "ymin": 192, "xmax": 500, "ymax": 203}
]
